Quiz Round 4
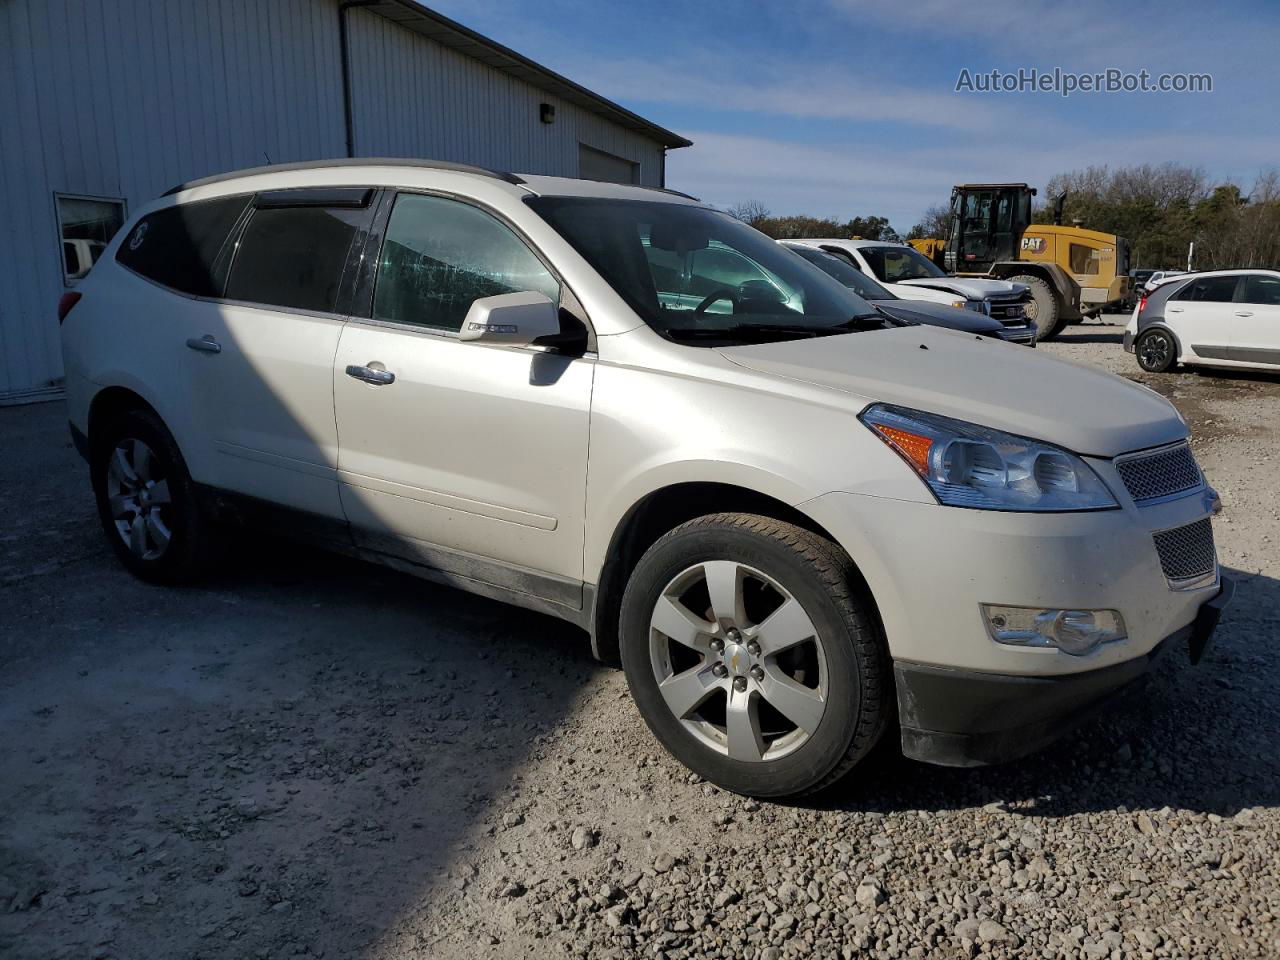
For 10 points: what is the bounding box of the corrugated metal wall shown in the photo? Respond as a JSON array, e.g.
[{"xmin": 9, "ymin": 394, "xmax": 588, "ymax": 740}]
[
  {"xmin": 0, "ymin": 0, "xmax": 670, "ymax": 400},
  {"xmin": 344, "ymin": 8, "xmax": 665, "ymax": 188}
]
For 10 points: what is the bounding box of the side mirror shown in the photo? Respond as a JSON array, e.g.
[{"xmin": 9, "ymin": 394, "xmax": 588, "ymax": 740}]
[{"xmin": 458, "ymin": 291, "xmax": 560, "ymax": 347}]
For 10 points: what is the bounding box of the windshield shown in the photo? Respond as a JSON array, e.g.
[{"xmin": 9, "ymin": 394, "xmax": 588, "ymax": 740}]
[
  {"xmin": 526, "ymin": 197, "xmax": 879, "ymax": 341},
  {"xmin": 859, "ymin": 245, "xmax": 948, "ymax": 282},
  {"xmin": 787, "ymin": 245, "xmax": 896, "ymax": 300}
]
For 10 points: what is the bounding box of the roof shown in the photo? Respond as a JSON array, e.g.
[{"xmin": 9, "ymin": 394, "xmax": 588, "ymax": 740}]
[
  {"xmin": 358, "ymin": 1, "xmax": 692, "ymax": 149},
  {"xmin": 164, "ymin": 158, "xmax": 702, "ymax": 204}
]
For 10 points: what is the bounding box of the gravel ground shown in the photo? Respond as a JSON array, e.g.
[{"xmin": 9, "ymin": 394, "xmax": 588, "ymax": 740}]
[{"xmin": 2, "ymin": 317, "xmax": 1278, "ymax": 960}]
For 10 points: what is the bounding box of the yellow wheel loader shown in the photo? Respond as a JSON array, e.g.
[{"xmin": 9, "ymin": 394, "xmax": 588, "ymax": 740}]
[{"xmin": 909, "ymin": 184, "xmax": 1131, "ymax": 340}]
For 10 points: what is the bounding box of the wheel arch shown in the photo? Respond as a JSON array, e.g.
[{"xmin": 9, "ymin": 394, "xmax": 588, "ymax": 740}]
[
  {"xmin": 587, "ymin": 480, "xmax": 880, "ymax": 665},
  {"xmin": 1136, "ymin": 322, "xmax": 1184, "ymax": 363},
  {"xmin": 992, "ymin": 261, "xmax": 1082, "ymax": 320},
  {"xmin": 87, "ymin": 385, "xmax": 164, "ymax": 453}
]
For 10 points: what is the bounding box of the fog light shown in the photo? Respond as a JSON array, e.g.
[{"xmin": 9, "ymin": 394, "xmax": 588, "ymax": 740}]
[{"xmin": 982, "ymin": 605, "xmax": 1126, "ymax": 656}]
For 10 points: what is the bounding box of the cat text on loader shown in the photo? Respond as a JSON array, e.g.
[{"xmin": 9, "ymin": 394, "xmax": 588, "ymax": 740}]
[{"xmin": 909, "ymin": 184, "xmax": 1131, "ymax": 340}]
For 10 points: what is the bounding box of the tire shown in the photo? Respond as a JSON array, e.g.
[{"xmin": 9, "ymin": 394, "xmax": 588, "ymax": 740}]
[
  {"xmin": 1135, "ymin": 328, "xmax": 1177, "ymax": 373},
  {"xmin": 1011, "ymin": 274, "xmax": 1063, "ymax": 341},
  {"xmin": 619, "ymin": 513, "xmax": 890, "ymax": 798},
  {"xmin": 90, "ymin": 408, "xmax": 215, "ymax": 584}
]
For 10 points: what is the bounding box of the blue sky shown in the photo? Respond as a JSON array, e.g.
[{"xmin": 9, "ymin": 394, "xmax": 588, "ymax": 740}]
[{"xmin": 430, "ymin": 0, "xmax": 1280, "ymax": 233}]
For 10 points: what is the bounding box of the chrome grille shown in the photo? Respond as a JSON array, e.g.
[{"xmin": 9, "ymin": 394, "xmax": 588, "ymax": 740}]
[
  {"xmin": 988, "ymin": 298, "xmax": 1027, "ymax": 323},
  {"xmin": 1153, "ymin": 518, "xmax": 1217, "ymax": 583},
  {"xmin": 1115, "ymin": 442, "xmax": 1202, "ymax": 503}
]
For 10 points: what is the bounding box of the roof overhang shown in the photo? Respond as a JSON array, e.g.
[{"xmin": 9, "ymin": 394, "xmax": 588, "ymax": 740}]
[{"xmin": 352, "ymin": 1, "xmax": 692, "ymax": 149}]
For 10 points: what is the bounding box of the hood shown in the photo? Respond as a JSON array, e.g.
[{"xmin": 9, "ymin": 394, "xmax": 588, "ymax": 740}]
[
  {"xmin": 717, "ymin": 325, "xmax": 1186, "ymax": 458},
  {"xmin": 873, "ymin": 299, "xmax": 1002, "ymax": 335},
  {"xmin": 897, "ymin": 277, "xmax": 1028, "ymax": 300}
]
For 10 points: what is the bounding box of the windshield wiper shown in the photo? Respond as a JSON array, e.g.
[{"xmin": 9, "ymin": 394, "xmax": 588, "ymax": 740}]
[
  {"xmin": 829, "ymin": 312, "xmax": 891, "ymax": 331},
  {"xmin": 664, "ymin": 324, "xmax": 834, "ymax": 342}
]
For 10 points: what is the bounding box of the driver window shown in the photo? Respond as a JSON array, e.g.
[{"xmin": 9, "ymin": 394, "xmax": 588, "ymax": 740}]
[{"xmin": 373, "ymin": 193, "xmax": 559, "ymax": 331}]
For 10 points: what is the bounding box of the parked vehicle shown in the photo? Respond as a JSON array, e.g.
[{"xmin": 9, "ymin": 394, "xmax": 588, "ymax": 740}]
[
  {"xmin": 781, "ymin": 242, "xmax": 1036, "ymax": 345},
  {"xmin": 907, "ymin": 183, "xmax": 1132, "ymax": 338},
  {"xmin": 61, "ymin": 159, "xmax": 1231, "ymax": 798},
  {"xmin": 1144, "ymin": 270, "xmax": 1187, "ymax": 293},
  {"xmin": 784, "ymin": 238, "xmax": 1032, "ymax": 326},
  {"xmin": 1125, "ymin": 269, "xmax": 1280, "ymax": 373}
]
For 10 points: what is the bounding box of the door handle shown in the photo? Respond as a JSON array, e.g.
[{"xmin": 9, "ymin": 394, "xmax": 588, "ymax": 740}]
[
  {"xmin": 345, "ymin": 363, "xmax": 395, "ymax": 385},
  {"xmin": 1167, "ymin": 307, "xmax": 1183, "ymax": 313},
  {"xmin": 1235, "ymin": 310, "xmax": 1254, "ymax": 317},
  {"xmin": 186, "ymin": 335, "xmax": 221, "ymax": 354}
]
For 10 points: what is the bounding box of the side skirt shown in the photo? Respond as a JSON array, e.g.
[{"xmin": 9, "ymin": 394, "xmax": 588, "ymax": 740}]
[{"xmin": 196, "ymin": 486, "xmax": 594, "ymax": 632}]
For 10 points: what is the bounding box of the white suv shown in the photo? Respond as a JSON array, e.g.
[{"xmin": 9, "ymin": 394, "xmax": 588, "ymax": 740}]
[
  {"xmin": 61, "ymin": 159, "xmax": 1231, "ymax": 798},
  {"xmin": 1125, "ymin": 269, "xmax": 1280, "ymax": 373}
]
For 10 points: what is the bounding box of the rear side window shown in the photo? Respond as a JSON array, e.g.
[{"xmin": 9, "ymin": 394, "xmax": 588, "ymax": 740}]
[
  {"xmin": 225, "ymin": 206, "xmax": 364, "ymax": 313},
  {"xmin": 1242, "ymin": 275, "xmax": 1280, "ymax": 306},
  {"xmin": 373, "ymin": 193, "xmax": 559, "ymax": 331},
  {"xmin": 1172, "ymin": 276, "xmax": 1239, "ymax": 303},
  {"xmin": 116, "ymin": 195, "xmax": 250, "ymax": 296}
]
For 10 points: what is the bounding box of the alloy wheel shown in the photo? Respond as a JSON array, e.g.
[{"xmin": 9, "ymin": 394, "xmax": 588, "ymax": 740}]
[
  {"xmin": 1139, "ymin": 332, "xmax": 1170, "ymax": 370},
  {"xmin": 105, "ymin": 438, "xmax": 173, "ymax": 561},
  {"xmin": 648, "ymin": 560, "xmax": 828, "ymax": 762}
]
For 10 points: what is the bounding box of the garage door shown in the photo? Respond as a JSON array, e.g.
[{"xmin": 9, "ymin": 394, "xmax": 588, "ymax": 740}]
[{"xmin": 578, "ymin": 144, "xmax": 638, "ymax": 184}]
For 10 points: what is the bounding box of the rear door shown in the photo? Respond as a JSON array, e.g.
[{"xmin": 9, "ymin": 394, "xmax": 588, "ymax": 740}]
[
  {"xmin": 186, "ymin": 187, "xmax": 376, "ymax": 518},
  {"xmin": 1232, "ymin": 273, "xmax": 1280, "ymax": 366},
  {"xmin": 332, "ymin": 191, "xmax": 593, "ymax": 601},
  {"xmin": 1164, "ymin": 274, "xmax": 1240, "ymax": 362}
]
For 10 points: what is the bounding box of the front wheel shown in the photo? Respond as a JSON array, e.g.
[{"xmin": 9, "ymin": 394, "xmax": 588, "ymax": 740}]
[
  {"xmin": 1135, "ymin": 328, "xmax": 1177, "ymax": 373},
  {"xmin": 1011, "ymin": 274, "xmax": 1064, "ymax": 341},
  {"xmin": 619, "ymin": 514, "xmax": 889, "ymax": 798}
]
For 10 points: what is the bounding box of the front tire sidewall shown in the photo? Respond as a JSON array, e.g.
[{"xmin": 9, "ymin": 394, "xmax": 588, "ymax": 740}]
[
  {"xmin": 91, "ymin": 410, "xmax": 206, "ymax": 584},
  {"xmin": 1136, "ymin": 329, "xmax": 1177, "ymax": 373},
  {"xmin": 1013, "ymin": 275, "xmax": 1063, "ymax": 342},
  {"xmin": 620, "ymin": 522, "xmax": 873, "ymax": 798}
]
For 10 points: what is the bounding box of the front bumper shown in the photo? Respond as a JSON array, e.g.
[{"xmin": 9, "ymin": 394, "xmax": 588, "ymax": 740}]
[
  {"xmin": 895, "ymin": 576, "xmax": 1234, "ymax": 766},
  {"xmin": 997, "ymin": 322, "xmax": 1038, "ymax": 346}
]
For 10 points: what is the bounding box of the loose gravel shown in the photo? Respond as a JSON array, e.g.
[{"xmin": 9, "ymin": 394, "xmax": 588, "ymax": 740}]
[{"xmin": 1, "ymin": 318, "xmax": 1277, "ymax": 959}]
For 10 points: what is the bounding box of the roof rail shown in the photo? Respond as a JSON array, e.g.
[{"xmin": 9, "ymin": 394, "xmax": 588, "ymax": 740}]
[{"xmin": 163, "ymin": 157, "xmax": 525, "ymax": 196}]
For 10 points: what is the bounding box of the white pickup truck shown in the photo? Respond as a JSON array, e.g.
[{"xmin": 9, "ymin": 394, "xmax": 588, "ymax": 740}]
[{"xmin": 785, "ymin": 238, "xmax": 1033, "ymax": 331}]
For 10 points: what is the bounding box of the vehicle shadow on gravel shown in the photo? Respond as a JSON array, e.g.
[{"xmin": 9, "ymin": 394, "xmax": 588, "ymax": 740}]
[
  {"xmin": 817, "ymin": 566, "xmax": 1280, "ymax": 821},
  {"xmin": 0, "ymin": 520, "xmax": 603, "ymax": 960}
]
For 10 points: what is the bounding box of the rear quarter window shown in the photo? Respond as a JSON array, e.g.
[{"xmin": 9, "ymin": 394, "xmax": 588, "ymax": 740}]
[{"xmin": 116, "ymin": 195, "xmax": 251, "ymax": 297}]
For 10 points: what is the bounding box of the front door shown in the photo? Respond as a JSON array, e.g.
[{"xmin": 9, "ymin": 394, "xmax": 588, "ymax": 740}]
[
  {"xmin": 186, "ymin": 190, "xmax": 375, "ymax": 519},
  {"xmin": 332, "ymin": 192, "xmax": 594, "ymax": 603},
  {"xmin": 1165, "ymin": 274, "xmax": 1240, "ymax": 363},
  {"xmin": 1232, "ymin": 274, "xmax": 1280, "ymax": 366}
]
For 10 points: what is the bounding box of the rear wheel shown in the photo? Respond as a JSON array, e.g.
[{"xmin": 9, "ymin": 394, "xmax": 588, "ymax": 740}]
[
  {"xmin": 619, "ymin": 513, "xmax": 889, "ymax": 798},
  {"xmin": 1135, "ymin": 328, "xmax": 1177, "ymax": 373},
  {"xmin": 91, "ymin": 409, "xmax": 215, "ymax": 583},
  {"xmin": 1012, "ymin": 274, "xmax": 1064, "ymax": 341}
]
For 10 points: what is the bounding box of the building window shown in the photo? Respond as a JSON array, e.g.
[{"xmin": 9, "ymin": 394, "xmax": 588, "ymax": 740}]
[
  {"xmin": 578, "ymin": 144, "xmax": 639, "ymax": 185},
  {"xmin": 56, "ymin": 194, "xmax": 126, "ymax": 283}
]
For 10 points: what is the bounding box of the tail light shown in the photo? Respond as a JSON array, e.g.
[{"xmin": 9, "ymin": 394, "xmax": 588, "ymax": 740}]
[
  {"xmin": 1137, "ymin": 296, "xmax": 1147, "ymax": 314},
  {"xmin": 58, "ymin": 292, "xmax": 82, "ymax": 324}
]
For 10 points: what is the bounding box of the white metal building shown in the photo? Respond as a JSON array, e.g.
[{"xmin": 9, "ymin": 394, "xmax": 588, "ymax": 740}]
[{"xmin": 0, "ymin": 0, "xmax": 690, "ymax": 403}]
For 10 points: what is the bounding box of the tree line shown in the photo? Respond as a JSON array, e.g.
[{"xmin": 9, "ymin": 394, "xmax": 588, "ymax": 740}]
[
  {"xmin": 727, "ymin": 163, "xmax": 1280, "ymax": 271},
  {"xmin": 1034, "ymin": 164, "xmax": 1280, "ymax": 270},
  {"xmin": 725, "ymin": 201, "xmax": 898, "ymax": 242}
]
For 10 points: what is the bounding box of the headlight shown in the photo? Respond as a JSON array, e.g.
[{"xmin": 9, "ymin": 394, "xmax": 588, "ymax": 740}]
[
  {"xmin": 860, "ymin": 404, "xmax": 1118, "ymax": 511},
  {"xmin": 965, "ymin": 300, "xmax": 987, "ymax": 313},
  {"xmin": 949, "ymin": 299, "xmax": 967, "ymax": 309}
]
